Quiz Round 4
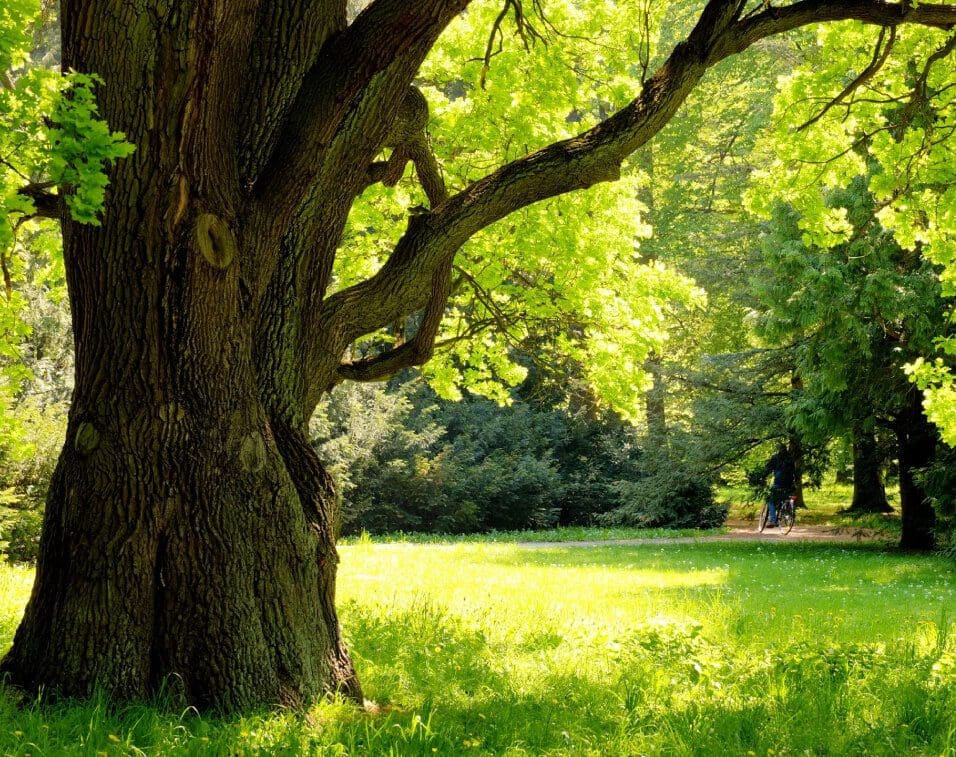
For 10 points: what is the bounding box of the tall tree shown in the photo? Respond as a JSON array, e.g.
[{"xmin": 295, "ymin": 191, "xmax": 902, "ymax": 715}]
[
  {"xmin": 751, "ymin": 181, "xmax": 948, "ymax": 547},
  {"xmin": 3, "ymin": 0, "xmax": 954, "ymax": 711},
  {"xmin": 849, "ymin": 428, "xmax": 891, "ymax": 514}
]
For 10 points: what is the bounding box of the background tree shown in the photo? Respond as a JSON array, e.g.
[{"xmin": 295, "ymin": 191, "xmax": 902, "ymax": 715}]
[
  {"xmin": 1, "ymin": 0, "xmax": 954, "ymax": 711},
  {"xmin": 750, "ymin": 181, "xmax": 949, "ymax": 546},
  {"xmin": 746, "ymin": 21, "xmax": 956, "ymax": 449}
]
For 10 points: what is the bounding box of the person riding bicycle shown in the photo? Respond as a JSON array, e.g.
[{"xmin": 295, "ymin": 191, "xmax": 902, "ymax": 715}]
[{"xmin": 761, "ymin": 443, "xmax": 795, "ymax": 528}]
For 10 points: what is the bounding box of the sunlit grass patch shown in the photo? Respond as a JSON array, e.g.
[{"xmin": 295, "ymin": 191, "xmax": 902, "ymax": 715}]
[
  {"xmin": 338, "ymin": 524, "xmax": 720, "ymax": 545},
  {"xmin": 0, "ymin": 539, "xmax": 952, "ymax": 754}
]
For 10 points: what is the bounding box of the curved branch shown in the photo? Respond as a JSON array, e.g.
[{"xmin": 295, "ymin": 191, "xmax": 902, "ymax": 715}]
[
  {"xmin": 251, "ymin": 0, "xmax": 470, "ymax": 221},
  {"xmin": 304, "ymin": 0, "xmax": 956, "ymax": 401},
  {"xmin": 360, "ymin": 86, "xmax": 449, "ymax": 207},
  {"xmin": 723, "ymin": 0, "xmax": 956, "ymax": 63},
  {"xmin": 336, "ymin": 253, "xmax": 453, "ymax": 382}
]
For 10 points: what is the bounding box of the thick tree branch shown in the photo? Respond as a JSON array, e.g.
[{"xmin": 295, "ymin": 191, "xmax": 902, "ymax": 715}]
[
  {"xmin": 336, "ymin": 253, "xmax": 453, "ymax": 382},
  {"xmin": 237, "ymin": 1, "xmax": 348, "ymax": 183},
  {"xmin": 251, "ymin": 0, "xmax": 470, "ymax": 220},
  {"xmin": 303, "ymin": 0, "xmax": 956, "ymax": 401},
  {"xmin": 721, "ymin": 0, "xmax": 956, "ymax": 63},
  {"xmin": 361, "ymin": 87, "xmax": 449, "ymax": 207},
  {"xmin": 17, "ymin": 182, "xmax": 64, "ymax": 220}
]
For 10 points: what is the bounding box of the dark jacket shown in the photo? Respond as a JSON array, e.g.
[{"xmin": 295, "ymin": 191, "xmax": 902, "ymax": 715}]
[{"xmin": 765, "ymin": 451, "xmax": 796, "ymax": 492}]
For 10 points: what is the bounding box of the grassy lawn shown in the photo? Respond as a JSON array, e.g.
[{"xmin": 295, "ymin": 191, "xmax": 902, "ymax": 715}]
[
  {"xmin": 338, "ymin": 525, "xmax": 720, "ymax": 545},
  {"xmin": 0, "ymin": 538, "xmax": 953, "ymax": 754}
]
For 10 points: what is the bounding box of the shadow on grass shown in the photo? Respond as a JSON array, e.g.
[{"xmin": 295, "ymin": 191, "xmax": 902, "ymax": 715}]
[
  {"xmin": 0, "ymin": 590, "xmax": 951, "ymax": 754},
  {"xmin": 338, "ymin": 594, "xmax": 956, "ymax": 755}
]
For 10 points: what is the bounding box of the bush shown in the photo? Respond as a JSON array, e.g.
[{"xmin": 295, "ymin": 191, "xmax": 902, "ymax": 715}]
[
  {"xmin": 0, "ymin": 399, "xmax": 67, "ymax": 562},
  {"xmin": 312, "ymin": 379, "xmax": 651, "ymax": 535},
  {"xmin": 600, "ymin": 442, "xmax": 727, "ymax": 529}
]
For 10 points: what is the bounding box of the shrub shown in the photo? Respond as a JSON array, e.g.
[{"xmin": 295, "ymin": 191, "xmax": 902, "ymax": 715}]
[
  {"xmin": 0, "ymin": 399, "xmax": 67, "ymax": 562},
  {"xmin": 600, "ymin": 443, "xmax": 727, "ymax": 529},
  {"xmin": 312, "ymin": 379, "xmax": 648, "ymax": 535}
]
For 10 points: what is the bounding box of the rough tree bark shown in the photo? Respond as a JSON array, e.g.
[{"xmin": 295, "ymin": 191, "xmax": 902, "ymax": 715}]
[
  {"xmin": 6, "ymin": 0, "xmax": 955, "ymax": 710},
  {"xmin": 895, "ymin": 392, "xmax": 937, "ymax": 551}
]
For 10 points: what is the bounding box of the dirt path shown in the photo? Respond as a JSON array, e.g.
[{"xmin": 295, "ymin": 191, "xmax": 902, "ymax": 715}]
[{"xmin": 517, "ymin": 523, "xmax": 889, "ymax": 548}]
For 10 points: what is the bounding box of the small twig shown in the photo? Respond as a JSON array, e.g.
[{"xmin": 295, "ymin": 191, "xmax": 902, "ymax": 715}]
[{"xmin": 797, "ymin": 26, "xmax": 896, "ymax": 133}]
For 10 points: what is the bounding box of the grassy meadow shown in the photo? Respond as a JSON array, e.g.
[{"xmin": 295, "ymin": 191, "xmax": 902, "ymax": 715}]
[{"xmin": 0, "ymin": 536, "xmax": 953, "ymax": 755}]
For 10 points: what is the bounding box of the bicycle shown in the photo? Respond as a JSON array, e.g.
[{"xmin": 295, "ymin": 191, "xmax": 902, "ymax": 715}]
[{"xmin": 757, "ymin": 493, "xmax": 796, "ymax": 534}]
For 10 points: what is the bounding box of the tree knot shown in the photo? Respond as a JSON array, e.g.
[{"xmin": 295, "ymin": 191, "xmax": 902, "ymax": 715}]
[{"xmin": 195, "ymin": 213, "xmax": 237, "ymax": 270}]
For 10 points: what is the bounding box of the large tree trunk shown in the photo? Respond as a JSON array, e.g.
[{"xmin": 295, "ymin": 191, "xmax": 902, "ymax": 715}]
[
  {"xmin": 847, "ymin": 428, "xmax": 891, "ymax": 513},
  {"xmin": 895, "ymin": 393, "xmax": 937, "ymax": 551},
  {"xmin": 2, "ymin": 206, "xmax": 359, "ymax": 709},
  {"xmin": 0, "ymin": 0, "xmax": 363, "ymax": 710},
  {"xmin": 645, "ymin": 353, "xmax": 667, "ymax": 442}
]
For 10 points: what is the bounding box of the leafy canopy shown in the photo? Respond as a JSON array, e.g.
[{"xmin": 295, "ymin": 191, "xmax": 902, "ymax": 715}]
[
  {"xmin": 339, "ymin": 0, "xmax": 702, "ymax": 417},
  {"xmin": 747, "ymin": 22, "xmax": 956, "ymax": 440}
]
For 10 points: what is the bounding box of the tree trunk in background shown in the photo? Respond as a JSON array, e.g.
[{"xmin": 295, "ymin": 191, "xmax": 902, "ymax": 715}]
[
  {"xmin": 788, "ymin": 372, "xmax": 805, "ymax": 508},
  {"xmin": 789, "ymin": 436, "xmax": 806, "ymax": 509},
  {"xmin": 834, "ymin": 440, "xmax": 853, "ymax": 484},
  {"xmin": 895, "ymin": 393, "xmax": 937, "ymax": 551},
  {"xmin": 645, "ymin": 352, "xmax": 667, "ymax": 442},
  {"xmin": 638, "ymin": 146, "xmax": 667, "ymax": 443},
  {"xmin": 847, "ymin": 429, "xmax": 891, "ymax": 513}
]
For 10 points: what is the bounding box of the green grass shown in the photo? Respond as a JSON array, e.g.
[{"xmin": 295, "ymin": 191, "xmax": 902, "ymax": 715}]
[
  {"xmin": 339, "ymin": 524, "xmax": 721, "ymax": 545},
  {"xmin": 0, "ymin": 539, "xmax": 953, "ymax": 754}
]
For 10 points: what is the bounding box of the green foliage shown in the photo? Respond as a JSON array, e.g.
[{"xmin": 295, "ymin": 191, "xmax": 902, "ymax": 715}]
[
  {"xmin": 910, "ymin": 357, "xmax": 956, "ymax": 447},
  {"xmin": 600, "ymin": 440, "xmax": 727, "ymax": 529},
  {"xmin": 313, "ymin": 359, "xmax": 729, "ymax": 537},
  {"xmin": 312, "ymin": 378, "xmax": 647, "ymax": 535},
  {"xmin": 749, "ymin": 177, "xmax": 947, "ymax": 447},
  {"xmin": 337, "ymin": 0, "xmax": 703, "ymax": 415},
  {"xmin": 44, "ymin": 71, "xmax": 135, "ymax": 223},
  {"xmin": 0, "ymin": 541, "xmax": 953, "ymax": 752},
  {"xmin": 750, "ymin": 23, "xmax": 956, "ymax": 443},
  {"xmin": 0, "ymin": 397, "xmax": 66, "ymax": 562},
  {"xmin": 0, "ymin": 228, "xmax": 71, "ymax": 563},
  {"xmin": 0, "ymin": 3, "xmax": 132, "ymax": 237}
]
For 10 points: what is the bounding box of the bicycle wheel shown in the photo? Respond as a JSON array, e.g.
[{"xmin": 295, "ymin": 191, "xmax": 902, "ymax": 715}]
[
  {"xmin": 758, "ymin": 503, "xmax": 769, "ymax": 533},
  {"xmin": 780, "ymin": 504, "xmax": 795, "ymax": 534}
]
